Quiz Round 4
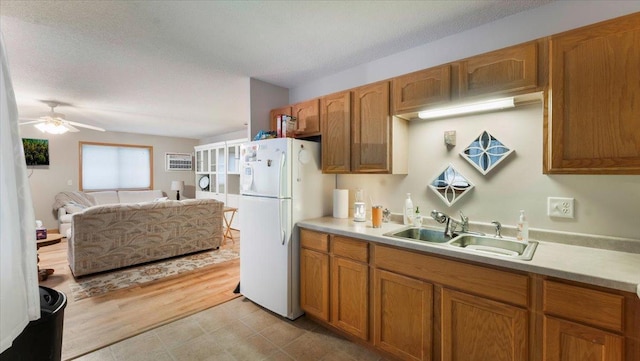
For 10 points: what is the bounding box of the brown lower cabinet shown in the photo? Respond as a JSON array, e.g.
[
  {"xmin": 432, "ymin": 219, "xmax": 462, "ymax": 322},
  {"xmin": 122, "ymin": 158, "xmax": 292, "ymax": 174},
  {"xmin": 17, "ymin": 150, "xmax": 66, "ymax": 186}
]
[
  {"xmin": 299, "ymin": 229, "xmax": 639, "ymax": 361},
  {"xmin": 543, "ymin": 316, "xmax": 623, "ymax": 361},
  {"xmin": 441, "ymin": 288, "xmax": 527, "ymax": 361},
  {"xmin": 374, "ymin": 269, "xmax": 433, "ymax": 361}
]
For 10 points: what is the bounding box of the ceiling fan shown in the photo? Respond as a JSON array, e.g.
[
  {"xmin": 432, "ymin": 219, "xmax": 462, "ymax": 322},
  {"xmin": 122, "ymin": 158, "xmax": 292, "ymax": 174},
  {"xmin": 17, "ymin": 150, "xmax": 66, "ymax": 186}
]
[{"xmin": 19, "ymin": 100, "xmax": 105, "ymax": 134}]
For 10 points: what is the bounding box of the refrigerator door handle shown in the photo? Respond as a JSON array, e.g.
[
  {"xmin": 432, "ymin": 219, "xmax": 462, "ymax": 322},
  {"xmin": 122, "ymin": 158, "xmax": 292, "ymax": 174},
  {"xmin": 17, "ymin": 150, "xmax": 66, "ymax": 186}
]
[
  {"xmin": 279, "ymin": 151, "xmax": 286, "ymax": 198},
  {"xmin": 280, "ymin": 200, "xmax": 286, "ymax": 245}
]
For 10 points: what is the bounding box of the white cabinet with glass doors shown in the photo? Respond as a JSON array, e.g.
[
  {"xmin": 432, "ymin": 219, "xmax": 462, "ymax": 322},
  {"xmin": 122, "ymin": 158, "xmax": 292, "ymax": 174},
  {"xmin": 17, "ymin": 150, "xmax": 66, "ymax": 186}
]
[
  {"xmin": 195, "ymin": 141, "xmax": 226, "ymax": 203},
  {"xmin": 195, "ymin": 138, "xmax": 248, "ymax": 229}
]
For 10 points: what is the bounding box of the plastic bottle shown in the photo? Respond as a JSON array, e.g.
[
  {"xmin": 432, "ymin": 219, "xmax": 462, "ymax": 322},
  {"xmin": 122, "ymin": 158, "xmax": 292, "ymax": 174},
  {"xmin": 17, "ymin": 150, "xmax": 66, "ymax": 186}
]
[
  {"xmin": 413, "ymin": 206, "xmax": 422, "ymax": 227},
  {"xmin": 516, "ymin": 210, "xmax": 529, "ymax": 242},
  {"xmin": 403, "ymin": 193, "xmax": 414, "ymax": 225}
]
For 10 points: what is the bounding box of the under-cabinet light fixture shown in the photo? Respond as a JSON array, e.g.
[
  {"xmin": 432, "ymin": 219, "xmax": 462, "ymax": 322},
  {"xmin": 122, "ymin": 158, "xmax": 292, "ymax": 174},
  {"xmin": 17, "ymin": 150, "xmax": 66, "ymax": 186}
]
[{"xmin": 418, "ymin": 97, "xmax": 515, "ymax": 120}]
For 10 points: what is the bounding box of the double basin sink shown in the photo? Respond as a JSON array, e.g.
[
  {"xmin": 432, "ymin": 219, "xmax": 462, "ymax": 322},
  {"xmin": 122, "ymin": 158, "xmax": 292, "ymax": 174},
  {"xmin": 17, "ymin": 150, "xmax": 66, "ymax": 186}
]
[{"xmin": 384, "ymin": 226, "xmax": 538, "ymax": 261}]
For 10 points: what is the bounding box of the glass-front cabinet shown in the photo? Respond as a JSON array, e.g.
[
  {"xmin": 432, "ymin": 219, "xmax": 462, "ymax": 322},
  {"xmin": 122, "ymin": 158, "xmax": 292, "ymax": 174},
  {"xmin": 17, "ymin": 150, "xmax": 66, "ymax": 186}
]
[
  {"xmin": 195, "ymin": 138, "xmax": 248, "ymax": 229},
  {"xmin": 195, "ymin": 141, "xmax": 226, "ymax": 203}
]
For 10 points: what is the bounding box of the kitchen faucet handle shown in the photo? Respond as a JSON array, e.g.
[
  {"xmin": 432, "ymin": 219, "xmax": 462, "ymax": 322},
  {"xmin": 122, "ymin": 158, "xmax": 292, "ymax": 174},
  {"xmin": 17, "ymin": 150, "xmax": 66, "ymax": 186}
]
[
  {"xmin": 459, "ymin": 211, "xmax": 469, "ymax": 232},
  {"xmin": 491, "ymin": 220, "xmax": 502, "ymax": 238}
]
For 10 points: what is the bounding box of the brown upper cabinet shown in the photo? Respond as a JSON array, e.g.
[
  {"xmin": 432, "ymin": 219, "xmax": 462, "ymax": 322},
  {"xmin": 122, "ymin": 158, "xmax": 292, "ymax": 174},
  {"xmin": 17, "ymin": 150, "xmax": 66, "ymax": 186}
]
[
  {"xmin": 392, "ymin": 65, "xmax": 451, "ymax": 115},
  {"xmin": 268, "ymin": 99, "xmax": 320, "ymax": 138},
  {"xmin": 457, "ymin": 41, "xmax": 540, "ymax": 99},
  {"xmin": 458, "ymin": 42, "xmax": 538, "ymax": 98},
  {"xmin": 292, "ymin": 99, "xmax": 321, "ymax": 137},
  {"xmin": 392, "ymin": 40, "xmax": 546, "ymax": 119},
  {"xmin": 321, "ymin": 90, "xmax": 351, "ymax": 173},
  {"xmin": 321, "ymin": 83, "xmax": 408, "ymax": 174},
  {"xmin": 269, "ymin": 105, "xmax": 291, "ymax": 134},
  {"xmin": 545, "ymin": 12, "xmax": 640, "ymax": 174},
  {"xmin": 352, "ymin": 81, "xmax": 392, "ymax": 173}
]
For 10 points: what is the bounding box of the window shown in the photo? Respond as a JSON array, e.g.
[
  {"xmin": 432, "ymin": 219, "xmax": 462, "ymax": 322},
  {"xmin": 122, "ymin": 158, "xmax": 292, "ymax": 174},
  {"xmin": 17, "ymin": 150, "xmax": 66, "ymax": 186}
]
[{"xmin": 80, "ymin": 142, "xmax": 153, "ymax": 191}]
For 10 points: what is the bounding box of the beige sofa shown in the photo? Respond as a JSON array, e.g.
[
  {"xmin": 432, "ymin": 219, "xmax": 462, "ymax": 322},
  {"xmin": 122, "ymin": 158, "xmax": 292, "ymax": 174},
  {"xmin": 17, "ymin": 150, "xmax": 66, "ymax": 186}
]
[
  {"xmin": 55, "ymin": 190, "xmax": 166, "ymax": 238},
  {"xmin": 68, "ymin": 198, "xmax": 223, "ymax": 277}
]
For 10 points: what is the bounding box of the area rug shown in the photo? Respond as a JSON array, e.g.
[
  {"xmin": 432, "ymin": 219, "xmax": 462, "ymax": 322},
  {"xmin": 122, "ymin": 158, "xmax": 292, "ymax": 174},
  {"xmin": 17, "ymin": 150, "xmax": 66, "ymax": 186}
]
[{"xmin": 69, "ymin": 248, "xmax": 239, "ymax": 301}]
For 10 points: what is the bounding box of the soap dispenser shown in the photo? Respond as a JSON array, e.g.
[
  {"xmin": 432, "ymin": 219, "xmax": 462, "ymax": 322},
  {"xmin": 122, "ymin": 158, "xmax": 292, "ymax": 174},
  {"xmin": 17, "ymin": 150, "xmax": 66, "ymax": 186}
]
[
  {"xmin": 413, "ymin": 206, "xmax": 422, "ymax": 227},
  {"xmin": 403, "ymin": 193, "xmax": 414, "ymax": 225},
  {"xmin": 516, "ymin": 210, "xmax": 529, "ymax": 242}
]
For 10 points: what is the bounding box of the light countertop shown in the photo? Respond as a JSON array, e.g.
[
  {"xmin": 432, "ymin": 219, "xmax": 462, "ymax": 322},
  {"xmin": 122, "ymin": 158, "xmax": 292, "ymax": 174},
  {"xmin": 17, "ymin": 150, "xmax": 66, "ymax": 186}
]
[{"xmin": 297, "ymin": 217, "xmax": 640, "ymax": 298}]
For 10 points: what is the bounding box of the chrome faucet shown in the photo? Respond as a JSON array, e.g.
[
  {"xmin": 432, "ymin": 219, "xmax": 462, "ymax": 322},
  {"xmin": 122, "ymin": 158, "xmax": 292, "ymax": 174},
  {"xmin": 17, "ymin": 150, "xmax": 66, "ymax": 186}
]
[
  {"xmin": 431, "ymin": 210, "xmax": 469, "ymax": 238},
  {"xmin": 491, "ymin": 220, "xmax": 502, "ymax": 238}
]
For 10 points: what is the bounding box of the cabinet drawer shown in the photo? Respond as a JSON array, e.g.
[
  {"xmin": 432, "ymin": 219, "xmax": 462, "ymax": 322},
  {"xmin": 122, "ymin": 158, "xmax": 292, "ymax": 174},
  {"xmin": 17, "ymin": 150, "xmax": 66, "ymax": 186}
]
[
  {"xmin": 373, "ymin": 244, "xmax": 528, "ymax": 306},
  {"xmin": 543, "ymin": 280, "xmax": 624, "ymax": 332},
  {"xmin": 331, "ymin": 236, "xmax": 368, "ymax": 263},
  {"xmin": 300, "ymin": 229, "xmax": 329, "ymax": 252}
]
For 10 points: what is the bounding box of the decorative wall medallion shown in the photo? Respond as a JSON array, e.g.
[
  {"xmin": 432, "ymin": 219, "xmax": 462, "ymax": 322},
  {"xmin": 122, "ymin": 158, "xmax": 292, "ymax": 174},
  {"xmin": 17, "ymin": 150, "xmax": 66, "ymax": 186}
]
[
  {"xmin": 461, "ymin": 131, "xmax": 514, "ymax": 175},
  {"xmin": 428, "ymin": 164, "xmax": 474, "ymax": 206}
]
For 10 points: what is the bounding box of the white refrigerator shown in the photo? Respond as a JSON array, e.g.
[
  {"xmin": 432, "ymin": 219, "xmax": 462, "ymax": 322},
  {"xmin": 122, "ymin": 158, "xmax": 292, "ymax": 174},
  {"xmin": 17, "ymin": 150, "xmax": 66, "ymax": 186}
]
[{"xmin": 239, "ymin": 137, "xmax": 333, "ymax": 319}]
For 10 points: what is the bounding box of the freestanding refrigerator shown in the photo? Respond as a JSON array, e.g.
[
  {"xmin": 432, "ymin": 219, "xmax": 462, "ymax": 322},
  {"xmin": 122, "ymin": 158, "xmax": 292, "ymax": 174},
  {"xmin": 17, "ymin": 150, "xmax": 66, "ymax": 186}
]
[{"xmin": 239, "ymin": 137, "xmax": 333, "ymax": 319}]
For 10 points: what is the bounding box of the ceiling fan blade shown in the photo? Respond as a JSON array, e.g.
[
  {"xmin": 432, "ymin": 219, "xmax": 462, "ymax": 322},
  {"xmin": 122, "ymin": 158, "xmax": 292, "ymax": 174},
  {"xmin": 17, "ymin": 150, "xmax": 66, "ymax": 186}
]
[
  {"xmin": 66, "ymin": 120, "xmax": 106, "ymax": 132},
  {"xmin": 19, "ymin": 120, "xmax": 46, "ymax": 125},
  {"xmin": 62, "ymin": 123, "xmax": 80, "ymax": 132}
]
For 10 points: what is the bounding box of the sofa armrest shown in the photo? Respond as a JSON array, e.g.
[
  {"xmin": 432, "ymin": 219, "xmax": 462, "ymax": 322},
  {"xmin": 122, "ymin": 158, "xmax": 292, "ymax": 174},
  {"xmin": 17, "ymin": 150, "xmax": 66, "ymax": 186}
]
[{"xmin": 58, "ymin": 207, "xmax": 68, "ymax": 219}]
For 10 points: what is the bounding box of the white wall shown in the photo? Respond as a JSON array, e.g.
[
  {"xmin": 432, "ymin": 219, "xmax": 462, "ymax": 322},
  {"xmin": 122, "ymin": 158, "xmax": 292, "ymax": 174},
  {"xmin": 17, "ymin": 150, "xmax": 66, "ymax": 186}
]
[
  {"xmin": 290, "ymin": 2, "xmax": 640, "ymax": 240},
  {"xmin": 20, "ymin": 126, "xmax": 198, "ymax": 230},
  {"xmin": 249, "ymin": 78, "xmax": 289, "ymax": 140},
  {"xmin": 200, "ymin": 129, "xmax": 249, "ymax": 145}
]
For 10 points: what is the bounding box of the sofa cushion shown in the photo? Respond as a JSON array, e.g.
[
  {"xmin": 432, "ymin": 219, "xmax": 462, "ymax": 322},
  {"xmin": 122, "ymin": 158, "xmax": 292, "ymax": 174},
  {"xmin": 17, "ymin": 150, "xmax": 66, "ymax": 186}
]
[
  {"xmin": 118, "ymin": 190, "xmax": 163, "ymax": 204},
  {"xmin": 89, "ymin": 191, "xmax": 120, "ymax": 205},
  {"xmin": 64, "ymin": 202, "xmax": 88, "ymax": 214}
]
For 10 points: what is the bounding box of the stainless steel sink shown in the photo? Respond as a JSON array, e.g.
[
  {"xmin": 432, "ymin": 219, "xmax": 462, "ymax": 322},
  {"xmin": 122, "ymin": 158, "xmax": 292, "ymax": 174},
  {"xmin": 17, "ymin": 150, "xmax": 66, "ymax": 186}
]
[
  {"xmin": 384, "ymin": 226, "xmax": 451, "ymax": 243},
  {"xmin": 448, "ymin": 234, "xmax": 538, "ymax": 261}
]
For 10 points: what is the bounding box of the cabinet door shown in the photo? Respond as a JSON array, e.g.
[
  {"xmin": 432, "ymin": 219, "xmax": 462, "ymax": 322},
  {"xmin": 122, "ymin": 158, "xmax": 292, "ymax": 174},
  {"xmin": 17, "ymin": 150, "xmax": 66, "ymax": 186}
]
[
  {"xmin": 543, "ymin": 316, "xmax": 623, "ymax": 361},
  {"xmin": 300, "ymin": 248, "xmax": 329, "ymax": 322},
  {"xmin": 292, "ymin": 98, "xmax": 320, "ymax": 137},
  {"xmin": 458, "ymin": 41, "xmax": 538, "ymax": 99},
  {"xmin": 330, "ymin": 256, "xmax": 368, "ymax": 340},
  {"xmin": 352, "ymin": 81, "xmax": 391, "ymax": 173},
  {"xmin": 392, "ymin": 65, "xmax": 451, "ymax": 114},
  {"xmin": 441, "ymin": 288, "xmax": 527, "ymax": 361},
  {"xmin": 269, "ymin": 106, "xmax": 292, "ymax": 132},
  {"xmin": 321, "ymin": 91, "xmax": 352, "ymax": 173},
  {"xmin": 373, "ymin": 269, "xmax": 432, "ymax": 361},
  {"xmin": 215, "ymin": 147, "xmax": 226, "ymax": 194},
  {"xmin": 546, "ymin": 13, "xmax": 640, "ymax": 174}
]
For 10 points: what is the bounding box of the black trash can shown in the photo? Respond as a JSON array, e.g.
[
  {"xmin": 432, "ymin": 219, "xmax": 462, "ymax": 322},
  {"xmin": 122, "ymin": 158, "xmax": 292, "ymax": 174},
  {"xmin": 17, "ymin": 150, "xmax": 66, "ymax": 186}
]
[{"xmin": 0, "ymin": 286, "xmax": 67, "ymax": 361}]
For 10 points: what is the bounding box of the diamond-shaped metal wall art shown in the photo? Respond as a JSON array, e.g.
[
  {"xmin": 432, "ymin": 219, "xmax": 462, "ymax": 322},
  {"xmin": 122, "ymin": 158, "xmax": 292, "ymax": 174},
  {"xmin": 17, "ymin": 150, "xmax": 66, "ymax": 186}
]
[
  {"xmin": 428, "ymin": 163, "xmax": 474, "ymax": 206},
  {"xmin": 460, "ymin": 130, "xmax": 514, "ymax": 175}
]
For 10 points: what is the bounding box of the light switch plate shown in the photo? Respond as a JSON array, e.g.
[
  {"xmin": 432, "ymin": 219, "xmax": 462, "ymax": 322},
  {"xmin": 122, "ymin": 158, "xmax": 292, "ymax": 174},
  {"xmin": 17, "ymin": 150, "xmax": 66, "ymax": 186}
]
[{"xmin": 548, "ymin": 197, "xmax": 574, "ymax": 218}]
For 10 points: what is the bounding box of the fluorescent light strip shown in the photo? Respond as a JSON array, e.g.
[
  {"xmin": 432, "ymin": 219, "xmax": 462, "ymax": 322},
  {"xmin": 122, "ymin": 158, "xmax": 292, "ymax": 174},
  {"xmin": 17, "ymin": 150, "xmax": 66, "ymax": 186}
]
[{"xmin": 418, "ymin": 97, "xmax": 515, "ymax": 119}]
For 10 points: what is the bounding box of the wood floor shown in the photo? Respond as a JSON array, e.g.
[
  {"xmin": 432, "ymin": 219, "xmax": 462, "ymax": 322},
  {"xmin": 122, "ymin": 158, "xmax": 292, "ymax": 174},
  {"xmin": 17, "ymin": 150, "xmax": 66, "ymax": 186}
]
[{"xmin": 37, "ymin": 231, "xmax": 241, "ymax": 360}]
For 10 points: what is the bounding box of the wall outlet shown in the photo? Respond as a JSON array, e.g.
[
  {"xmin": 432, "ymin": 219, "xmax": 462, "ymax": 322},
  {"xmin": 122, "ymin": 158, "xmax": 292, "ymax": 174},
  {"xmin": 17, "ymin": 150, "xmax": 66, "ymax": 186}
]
[{"xmin": 548, "ymin": 197, "xmax": 574, "ymax": 218}]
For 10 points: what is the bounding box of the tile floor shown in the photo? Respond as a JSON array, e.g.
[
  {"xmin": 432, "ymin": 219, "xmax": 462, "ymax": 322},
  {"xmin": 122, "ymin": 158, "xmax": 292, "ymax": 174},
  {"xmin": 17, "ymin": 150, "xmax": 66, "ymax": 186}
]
[{"xmin": 74, "ymin": 297, "xmax": 389, "ymax": 361}]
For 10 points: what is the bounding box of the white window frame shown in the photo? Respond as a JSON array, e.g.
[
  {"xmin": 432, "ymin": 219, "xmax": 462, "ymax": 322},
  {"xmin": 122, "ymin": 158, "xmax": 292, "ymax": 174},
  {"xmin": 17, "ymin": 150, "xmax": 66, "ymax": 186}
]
[{"xmin": 79, "ymin": 141, "xmax": 153, "ymax": 191}]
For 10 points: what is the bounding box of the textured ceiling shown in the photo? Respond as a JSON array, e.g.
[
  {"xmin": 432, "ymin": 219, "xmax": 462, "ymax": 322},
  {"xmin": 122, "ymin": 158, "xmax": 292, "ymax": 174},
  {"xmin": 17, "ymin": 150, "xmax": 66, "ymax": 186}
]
[{"xmin": 1, "ymin": 0, "xmax": 552, "ymax": 139}]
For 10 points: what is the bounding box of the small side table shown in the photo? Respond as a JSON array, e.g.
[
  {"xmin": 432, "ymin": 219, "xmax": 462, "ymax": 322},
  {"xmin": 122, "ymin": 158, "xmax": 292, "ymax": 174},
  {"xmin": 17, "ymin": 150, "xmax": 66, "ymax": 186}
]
[
  {"xmin": 36, "ymin": 233, "xmax": 63, "ymax": 281},
  {"xmin": 222, "ymin": 207, "xmax": 238, "ymax": 245}
]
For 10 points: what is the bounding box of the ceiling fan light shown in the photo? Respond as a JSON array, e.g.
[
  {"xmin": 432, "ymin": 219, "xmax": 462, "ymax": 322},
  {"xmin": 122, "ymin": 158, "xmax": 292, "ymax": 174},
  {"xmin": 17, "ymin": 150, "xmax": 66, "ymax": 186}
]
[{"xmin": 35, "ymin": 122, "xmax": 69, "ymax": 134}]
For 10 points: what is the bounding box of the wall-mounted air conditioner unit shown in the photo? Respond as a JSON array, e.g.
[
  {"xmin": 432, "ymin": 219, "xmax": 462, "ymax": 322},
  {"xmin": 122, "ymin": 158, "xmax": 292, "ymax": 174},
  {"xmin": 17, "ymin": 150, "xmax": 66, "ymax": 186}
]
[{"xmin": 165, "ymin": 152, "xmax": 193, "ymax": 171}]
